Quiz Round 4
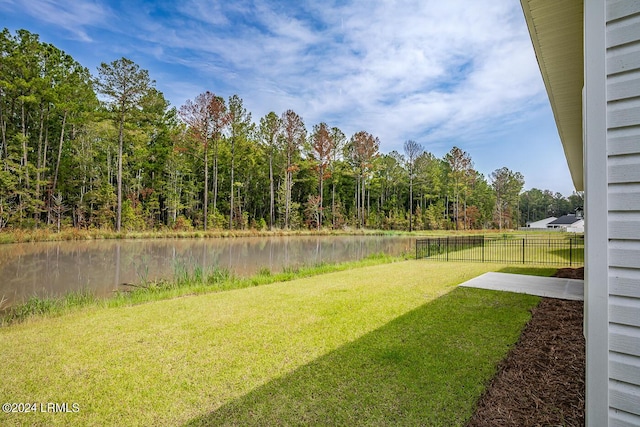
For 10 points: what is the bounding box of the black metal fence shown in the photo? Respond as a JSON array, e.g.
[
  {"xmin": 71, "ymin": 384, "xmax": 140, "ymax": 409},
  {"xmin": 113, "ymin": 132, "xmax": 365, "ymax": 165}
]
[{"xmin": 416, "ymin": 236, "xmax": 584, "ymax": 266}]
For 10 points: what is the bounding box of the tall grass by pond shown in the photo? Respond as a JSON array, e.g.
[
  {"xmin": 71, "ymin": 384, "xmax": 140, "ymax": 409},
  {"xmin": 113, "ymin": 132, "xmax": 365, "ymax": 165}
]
[
  {"xmin": 0, "ymin": 226, "xmax": 568, "ymax": 244},
  {"xmin": 1, "ymin": 252, "xmax": 405, "ymax": 326},
  {"xmin": 0, "ymin": 227, "xmax": 407, "ymax": 244}
]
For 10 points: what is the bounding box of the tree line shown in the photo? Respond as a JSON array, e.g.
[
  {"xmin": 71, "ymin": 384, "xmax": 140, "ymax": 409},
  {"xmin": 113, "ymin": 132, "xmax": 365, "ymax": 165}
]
[{"xmin": 0, "ymin": 29, "xmax": 582, "ymax": 232}]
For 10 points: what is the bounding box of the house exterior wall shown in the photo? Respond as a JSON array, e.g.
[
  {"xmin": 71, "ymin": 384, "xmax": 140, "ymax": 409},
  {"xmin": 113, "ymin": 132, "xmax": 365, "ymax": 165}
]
[
  {"xmin": 584, "ymin": 0, "xmax": 610, "ymax": 424},
  {"xmin": 566, "ymin": 219, "xmax": 584, "ymax": 233},
  {"xmin": 605, "ymin": 0, "xmax": 640, "ymax": 425},
  {"xmin": 520, "ymin": 0, "xmax": 640, "ymax": 424},
  {"xmin": 526, "ymin": 217, "xmax": 557, "ymax": 228}
]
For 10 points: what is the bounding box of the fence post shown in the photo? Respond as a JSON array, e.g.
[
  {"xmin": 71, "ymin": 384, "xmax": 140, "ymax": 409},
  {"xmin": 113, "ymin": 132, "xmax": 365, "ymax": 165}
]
[
  {"xmin": 522, "ymin": 238, "xmax": 525, "ymax": 264},
  {"xmin": 482, "ymin": 237, "xmax": 485, "ymax": 263},
  {"xmin": 446, "ymin": 237, "xmax": 449, "ymax": 261},
  {"xmin": 569, "ymin": 237, "xmax": 573, "ymax": 266}
]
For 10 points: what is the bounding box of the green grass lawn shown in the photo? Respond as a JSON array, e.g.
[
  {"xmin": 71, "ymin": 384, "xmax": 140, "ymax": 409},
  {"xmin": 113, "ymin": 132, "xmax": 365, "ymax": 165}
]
[{"xmin": 0, "ymin": 261, "xmax": 542, "ymax": 426}]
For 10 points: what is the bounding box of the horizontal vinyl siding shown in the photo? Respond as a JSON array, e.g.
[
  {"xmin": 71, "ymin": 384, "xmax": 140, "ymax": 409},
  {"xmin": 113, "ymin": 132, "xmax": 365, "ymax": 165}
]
[
  {"xmin": 606, "ymin": 13, "xmax": 640, "ymax": 48},
  {"xmin": 608, "ymin": 47, "xmax": 640, "ymax": 75},
  {"xmin": 610, "ymin": 380, "xmax": 640, "ymax": 416},
  {"xmin": 610, "ymin": 352, "xmax": 640, "ymax": 385},
  {"xmin": 610, "ymin": 268, "xmax": 640, "ymax": 299},
  {"xmin": 608, "ymin": 76, "xmax": 640, "ymax": 100},
  {"xmin": 609, "ymin": 154, "xmax": 640, "ymax": 183},
  {"xmin": 607, "ymin": 0, "xmax": 640, "ymax": 21},
  {"xmin": 609, "ymin": 183, "xmax": 640, "ymax": 211},
  {"xmin": 610, "ymin": 324, "xmax": 640, "ymax": 357},
  {"xmin": 610, "ymin": 296, "xmax": 640, "ymax": 327},
  {"xmin": 609, "ymin": 127, "xmax": 640, "ymax": 155},
  {"xmin": 609, "ymin": 212, "xmax": 640, "ymax": 240},
  {"xmin": 610, "ymin": 412, "xmax": 640, "ymax": 427},
  {"xmin": 610, "ymin": 241, "xmax": 640, "ymax": 268},
  {"xmin": 607, "ymin": 1, "xmax": 640, "ymax": 424}
]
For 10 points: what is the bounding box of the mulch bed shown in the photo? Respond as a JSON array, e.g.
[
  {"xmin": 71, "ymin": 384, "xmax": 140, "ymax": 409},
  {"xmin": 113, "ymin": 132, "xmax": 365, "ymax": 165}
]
[{"xmin": 466, "ymin": 268, "xmax": 585, "ymax": 427}]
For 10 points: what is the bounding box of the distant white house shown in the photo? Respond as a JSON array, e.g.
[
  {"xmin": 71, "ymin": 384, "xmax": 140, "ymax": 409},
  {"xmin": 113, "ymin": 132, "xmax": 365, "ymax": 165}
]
[
  {"xmin": 547, "ymin": 214, "xmax": 585, "ymax": 233},
  {"xmin": 525, "ymin": 217, "xmax": 557, "ymax": 229}
]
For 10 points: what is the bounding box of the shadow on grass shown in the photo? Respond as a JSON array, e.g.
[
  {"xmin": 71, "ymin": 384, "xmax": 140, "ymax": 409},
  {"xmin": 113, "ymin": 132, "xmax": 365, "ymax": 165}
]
[{"xmin": 184, "ymin": 287, "xmax": 540, "ymax": 426}]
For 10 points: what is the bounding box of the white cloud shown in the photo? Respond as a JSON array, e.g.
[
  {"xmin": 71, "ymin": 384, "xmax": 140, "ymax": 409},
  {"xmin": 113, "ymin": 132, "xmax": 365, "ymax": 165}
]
[
  {"xmin": 94, "ymin": 1, "xmax": 547, "ymax": 151},
  {"xmin": 2, "ymin": 0, "xmax": 572, "ymax": 192},
  {"xmin": 176, "ymin": 0, "xmax": 231, "ymax": 26},
  {"xmin": 7, "ymin": 0, "xmax": 111, "ymax": 42},
  {"xmin": 4, "ymin": 0, "xmax": 547, "ymax": 143}
]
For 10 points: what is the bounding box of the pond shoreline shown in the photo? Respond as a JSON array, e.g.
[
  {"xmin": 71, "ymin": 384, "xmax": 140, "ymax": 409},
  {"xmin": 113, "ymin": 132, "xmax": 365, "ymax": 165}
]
[
  {"xmin": 0, "ymin": 227, "xmax": 522, "ymax": 245},
  {"xmin": 0, "ymin": 235, "xmax": 416, "ymax": 309},
  {"xmin": 1, "ymin": 253, "xmax": 405, "ymax": 326},
  {"xmin": 0, "ymin": 228, "xmax": 413, "ymax": 245}
]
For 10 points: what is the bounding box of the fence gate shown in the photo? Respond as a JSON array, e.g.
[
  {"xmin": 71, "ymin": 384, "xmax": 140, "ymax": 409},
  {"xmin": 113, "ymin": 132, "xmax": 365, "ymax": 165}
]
[{"xmin": 415, "ymin": 236, "xmax": 584, "ymax": 266}]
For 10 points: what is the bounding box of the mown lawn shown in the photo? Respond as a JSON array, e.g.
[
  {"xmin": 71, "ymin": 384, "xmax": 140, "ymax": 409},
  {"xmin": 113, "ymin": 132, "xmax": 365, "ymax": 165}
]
[{"xmin": 0, "ymin": 261, "xmax": 542, "ymax": 426}]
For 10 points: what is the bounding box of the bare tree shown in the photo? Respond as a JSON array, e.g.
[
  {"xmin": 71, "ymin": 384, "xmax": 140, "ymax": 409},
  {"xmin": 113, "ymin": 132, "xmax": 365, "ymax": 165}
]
[
  {"xmin": 329, "ymin": 127, "xmax": 346, "ymax": 229},
  {"xmin": 348, "ymin": 131, "xmax": 380, "ymax": 228},
  {"xmin": 179, "ymin": 92, "xmax": 229, "ymax": 230},
  {"xmin": 310, "ymin": 122, "xmax": 334, "ymax": 230},
  {"xmin": 403, "ymin": 140, "xmax": 424, "ymax": 231},
  {"xmin": 51, "ymin": 192, "xmax": 67, "ymax": 233},
  {"xmin": 208, "ymin": 95, "xmax": 229, "ymax": 219}
]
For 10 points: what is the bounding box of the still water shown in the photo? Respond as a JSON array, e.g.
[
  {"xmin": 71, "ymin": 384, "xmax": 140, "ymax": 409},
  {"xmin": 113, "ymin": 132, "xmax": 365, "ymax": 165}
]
[{"xmin": 0, "ymin": 236, "xmax": 414, "ymax": 307}]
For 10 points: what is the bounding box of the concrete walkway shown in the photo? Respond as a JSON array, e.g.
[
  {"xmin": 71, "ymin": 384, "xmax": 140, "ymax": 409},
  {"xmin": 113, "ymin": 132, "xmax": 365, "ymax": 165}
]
[{"xmin": 459, "ymin": 272, "xmax": 584, "ymax": 301}]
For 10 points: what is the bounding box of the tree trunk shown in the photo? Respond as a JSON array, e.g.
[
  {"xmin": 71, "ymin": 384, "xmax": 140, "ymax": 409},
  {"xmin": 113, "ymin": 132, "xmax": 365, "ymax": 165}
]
[
  {"xmin": 269, "ymin": 150, "xmax": 274, "ymax": 230},
  {"xmin": 1, "ymin": 102, "xmax": 7, "ymax": 171},
  {"xmin": 237, "ymin": 184, "xmax": 242, "ymax": 229},
  {"xmin": 331, "ymin": 177, "xmax": 336, "ymax": 229},
  {"xmin": 36, "ymin": 107, "xmax": 45, "ymax": 206},
  {"xmin": 463, "ymin": 199, "xmax": 467, "ymax": 230},
  {"xmin": 203, "ymin": 141, "xmax": 208, "ymax": 231},
  {"xmin": 52, "ymin": 110, "xmax": 67, "ymax": 192},
  {"xmin": 354, "ymin": 177, "xmax": 359, "ymax": 228},
  {"xmin": 409, "ymin": 169, "xmax": 413, "ymax": 232},
  {"xmin": 21, "ymin": 102, "xmax": 29, "ymax": 189},
  {"xmin": 285, "ymin": 152, "xmax": 291, "ymax": 229},
  {"xmin": 318, "ymin": 166, "xmax": 323, "ymax": 230},
  {"xmin": 455, "ymin": 193, "xmax": 459, "ymax": 230},
  {"xmin": 116, "ymin": 109, "xmax": 124, "ymax": 232},
  {"xmin": 229, "ymin": 138, "xmax": 234, "ymax": 230},
  {"xmin": 361, "ymin": 174, "xmax": 366, "ymax": 228},
  {"xmin": 213, "ymin": 140, "xmax": 218, "ymax": 216}
]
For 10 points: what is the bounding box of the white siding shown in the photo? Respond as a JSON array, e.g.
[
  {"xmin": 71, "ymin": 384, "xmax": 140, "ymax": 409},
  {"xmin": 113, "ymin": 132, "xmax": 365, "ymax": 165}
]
[
  {"xmin": 585, "ymin": 0, "xmax": 610, "ymax": 423},
  {"xmin": 607, "ymin": 0, "xmax": 640, "ymax": 423}
]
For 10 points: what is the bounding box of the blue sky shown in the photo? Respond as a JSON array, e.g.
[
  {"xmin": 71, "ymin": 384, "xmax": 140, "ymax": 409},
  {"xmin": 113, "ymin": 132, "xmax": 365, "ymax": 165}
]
[{"xmin": 1, "ymin": 0, "xmax": 576, "ymax": 196}]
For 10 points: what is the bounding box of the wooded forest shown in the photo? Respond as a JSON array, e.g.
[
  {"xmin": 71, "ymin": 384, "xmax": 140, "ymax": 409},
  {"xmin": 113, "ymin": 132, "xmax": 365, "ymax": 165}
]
[{"xmin": 0, "ymin": 29, "xmax": 583, "ymax": 232}]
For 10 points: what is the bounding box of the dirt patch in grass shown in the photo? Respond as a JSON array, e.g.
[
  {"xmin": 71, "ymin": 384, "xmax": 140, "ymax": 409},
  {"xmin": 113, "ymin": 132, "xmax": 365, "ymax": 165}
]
[{"xmin": 467, "ymin": 267, "xmax": 585, "ymax": 427}]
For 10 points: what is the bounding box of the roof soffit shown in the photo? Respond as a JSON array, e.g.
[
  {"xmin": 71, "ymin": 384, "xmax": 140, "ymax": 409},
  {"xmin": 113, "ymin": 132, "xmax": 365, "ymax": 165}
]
[{"xmin": 520, "ymin": 0, "xmax": 584, "ymax": 191}]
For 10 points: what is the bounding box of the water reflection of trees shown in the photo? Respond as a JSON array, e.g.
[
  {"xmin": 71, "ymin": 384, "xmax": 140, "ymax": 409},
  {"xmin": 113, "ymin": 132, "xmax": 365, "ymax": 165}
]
[{"xmin": 0, "ymin": 236, "xmax": 413, "ymax": 306}]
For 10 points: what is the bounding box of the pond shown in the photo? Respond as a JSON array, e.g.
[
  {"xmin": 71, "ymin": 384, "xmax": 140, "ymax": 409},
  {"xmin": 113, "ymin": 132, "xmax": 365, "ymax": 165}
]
[{"xmin": 0, "ymin": 235, "xmax": 414, "ymax": 307}]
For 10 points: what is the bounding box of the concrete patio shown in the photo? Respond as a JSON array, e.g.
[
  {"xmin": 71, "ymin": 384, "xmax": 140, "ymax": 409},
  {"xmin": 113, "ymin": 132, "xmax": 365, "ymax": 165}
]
[{"xmin": 459, "ymin": 272, "xmax": 584, "ymax": 301}]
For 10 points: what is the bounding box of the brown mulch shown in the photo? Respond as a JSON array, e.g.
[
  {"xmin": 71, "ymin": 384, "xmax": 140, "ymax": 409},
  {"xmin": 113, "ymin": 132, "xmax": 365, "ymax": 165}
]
[
  {"xmin": 553, "ymin": 266, "xmax": 584, "ymax": 279},
  {"xmin": 466, "ymin": 267, "xmax": 585, "ymax": 427}
]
